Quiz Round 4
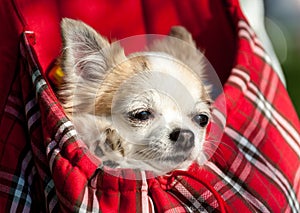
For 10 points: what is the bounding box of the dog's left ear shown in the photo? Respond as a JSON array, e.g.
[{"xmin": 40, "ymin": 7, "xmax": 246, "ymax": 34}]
[
  {"xmin": 168, "ymin": 26, "xmax": 197, "ymax": 47},
  {"xmin": 149, "ymin": 26, "xmax": 212, "ymax": 99}
]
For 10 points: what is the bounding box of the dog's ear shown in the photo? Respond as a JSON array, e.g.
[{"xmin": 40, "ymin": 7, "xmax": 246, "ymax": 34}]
[
  {"xmin": 60, "ymin": 18, "xmax": 125, "ymax": 80},
  {"xmin": 168, "ymin": 26, "xmax": 197, "ymax": 47},
  {"xmin": 149, "ymin": 26, "xmax": 212, "ymax": 99},
  {"xmin": 149, "ymin": 26, "xmax": 205, "ymax": 76},
  {"xmin": 58, "ymin": 18, "xmax": 126, "ymax": 114}
]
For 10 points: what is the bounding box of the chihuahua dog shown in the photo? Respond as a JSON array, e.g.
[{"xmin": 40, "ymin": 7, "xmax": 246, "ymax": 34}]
[{"xmin": 57, "ymin": 18, "xmax": 211, "ymax": 175}]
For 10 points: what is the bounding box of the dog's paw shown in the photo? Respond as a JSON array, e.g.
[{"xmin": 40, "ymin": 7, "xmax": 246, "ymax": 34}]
[{"xmin": 104, "ymin": 128, "xmax": 125, "ymax": 156}]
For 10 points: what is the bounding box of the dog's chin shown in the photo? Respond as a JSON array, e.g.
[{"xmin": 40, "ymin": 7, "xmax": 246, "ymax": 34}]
[
  {"xmin": 146, "ymin": 158, "xmax": 194, "ymax": 175},
  {"xmin": 114, "ymin": 152, "xmax": 196, "ymax": 175}
]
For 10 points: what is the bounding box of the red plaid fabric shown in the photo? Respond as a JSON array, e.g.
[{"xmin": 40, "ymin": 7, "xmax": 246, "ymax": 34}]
[{"xmin": 1, "ymin": 0, "xmax": 299, "ymax": 212}]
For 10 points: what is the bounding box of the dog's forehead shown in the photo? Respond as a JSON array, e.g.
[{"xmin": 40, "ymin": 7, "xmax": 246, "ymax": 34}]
[
  {"xmin": 95, "ymin": 53, "xmax": 208, "ymax": 115},
  {"xmin": 145, "ymin": 54, "xmax": 204, "ymax": 95}
]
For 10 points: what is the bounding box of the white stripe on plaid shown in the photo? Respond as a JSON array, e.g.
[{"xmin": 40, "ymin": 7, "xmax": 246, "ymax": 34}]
[
  {"xmin": 44, "ymin": 179, "xmax": 58, "ymax": 213},
  {"xmin": 25, "ymin": 98, "xmax": 36, "ymax": 115},
  {"xmin": 230, "ymin": 68, "xmax": 300, "ymax": 155},
  {"xmin": 294, "ymin": 167, "xmax": 300, "ymax": 200},
  {"xmin": 4, "ymin": 94, "xmax": 24, "ymax": 121},
  {"xmin": 231, "ymin": 66, "xmax": 273, "ymax": 143},
  {"xmin": 167, "ymin": 196, "xmax": 193, "ymax": 213},
  {"xmin": 227, "ymin": 28, "xmax": 300, "ymax": 211},
  {"xmin": 238, "ymin": 21, "xmax": 264, "ymax": 48},
  {"xmin": 208, "ymin": 152, "xmax": 253, "ymax": 206},
  {"xmin": 47, "ymin": 121, "xmax": 79, "ymax": 172},
  {"xmin": 54, "ymin": 121, "xmax": 73, "ymax": 142},
  {"xmin": 27, "ymin": 111, "xmax": 40, "ymax": 131},
  {"xmin": 236, "ymin": 21, "xmax": 300, "ymax": 149},
  {"xmin": 226, "ymin": 127, "xmax": 300, "ymax": 212},
  {"xmin": 32, "ymin": 69, "xmax": 40, "ymax": 84},
  {"xmin": 200, "ymin": 189, "xmax": 218, "ymax": 211},
  {"xmin": 238, "ymin": 29, "xmax": 271, "ymax": 64},
  {"xmin": 4, "ymin": 106, "xmax": 23, "ymax": 121},
  {"xmin": 46, "ymin": 140, "xmax": 57, "ymax": 156},
  {"xmin": 212, "ymin": 108, "xmax": 226, "ymax": 129},
  {"xmin": 32, "ymin": 69, "xmax": 47, "ymax": 94},
  {"xmin": 165, "ymin": 206, "xmax": 192, "ymax": 213},
  {"xmin": 148, "ymin": 193, "xmax": 155, "ymax": 213},
  {"xmin": 173, "ymin": 182, "xmax": 208, "ymax": 212},
  {"xmin": 25, "ymin": 97, "xmax": 41, "ymax": 131},
  {"xmin": 238, "ymin": 21, "xmax": 272, "ymax": 65},
  {"xmin": 213, "ymin": 179, "xmax": 236, "ymax": 206},
  {"xmin": 206, "ymin": 161, "xmax": 270, "ymax": 212},
  {"xmin": 8, "ymin": 93, "xmax": 23, "ymax": 106},
  {"xmin": 24, "ymin": 33, "xmax": 83, "ymax": 212},
  {"xmin": 49, "ymin": 147, "xmax": 60, "ymax": 174},
  {"xmin": 54, "ymin": 120, "xmax": 83, "ymax": 150},
  {"xmin": 141, "ymin": 171, "xmax": 152, "ymax": 213},
  {"xmin": 58, "ymin": 129, "xmax": 77, "ymax": 148},
  {"xmin": 10, "ymin": 151, "xmax": 36, "ymax": 212},
  {"xmin": 78, "ymin": 187, "xmax": 100, "ymax": 213},
  {"xmin": 47, "ymin": 140, "xmax": 59, "ymax": 173},
  {"xmin": 48, "ymin": 128, "xmax": 78, "ymax": 171},
  {"xmin": 203, "ymin": 20, "xmax": 288, "ymax": 211},
  {"xmin": 226, "ymin": 41, "xmax": 300, "ymax": 211}
]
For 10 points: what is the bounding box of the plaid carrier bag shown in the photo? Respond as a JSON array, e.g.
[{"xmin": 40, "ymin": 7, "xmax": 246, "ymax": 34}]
[{"xmin": 0, "ymin": 0, "xmax": 299, "ymax": 212}]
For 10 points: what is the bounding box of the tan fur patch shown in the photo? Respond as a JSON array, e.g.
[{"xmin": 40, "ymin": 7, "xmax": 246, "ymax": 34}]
[{"xmin": 95, "ymin": 56, "xmax": 148, "ymax": 115}]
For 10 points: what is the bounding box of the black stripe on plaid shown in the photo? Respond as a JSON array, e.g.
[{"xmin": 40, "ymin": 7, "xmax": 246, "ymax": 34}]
[
  {"xmin": 43, "ymin": 177, "xmax": 59, "ymax": 212},
  {"xmin": 226, "ymin": 127, "xmax": 300, "ymax": 213},
  {"xmin": 237, "ymin": 21, "xmax": 265, "ymax": 51},
  {"xmin": 6, "ymin": 149, "xmax": 36, "ymax": 212},
  {"xmin": 231, "ymin": 67, "xmax": 299, "ymax": 147},
  {"xmin": 25, "ymin": 96, "xmax": 41, "ymax": 134},
  {"xmin": 235, "ymin": 22, "xmax": 299, "ymax": 151},
  {"xmin": 237, "ymin": 21, "xmax": 272, "ymax": 66},
  {"xmin": 226, "ymin": 68, "xmax": 300, "ymax": 212},
  {"xmin": 22, "ymin": 34, "xmax": 62, "ymax": 212},
  {"xmin": 211, "ymin": 160, "xmax": 272, "ymax": 212},
  {"xmin": 32, "ymin": 69, "xmax": 48, "ymax": 96},
  {"xmin": 229, "ymin": 68, "xmax": 300, "ymax": 161},
  {"xmin": 206, "ymin": 162, "xmax": 271, "ymax": 212},
  {"xmin": 171, "ymin": 177, "xmax": 216, "ymax": 213},
  {"xmin": 5, "ymin": 92, "xmax": 25, "ymax": 123},
  {"xmin": 26, "ymin": 102, "xmax": 60, "ymax": 211}
]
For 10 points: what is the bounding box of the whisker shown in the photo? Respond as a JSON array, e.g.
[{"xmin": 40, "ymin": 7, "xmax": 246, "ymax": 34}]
[
  {"xmin": 203, "ymin": 148, "xmax": 229, "ymax": 168},
  {"xmin": 204, "ymin": 139, "xmax": 238, "ymax": 153},
  {"xmin": 202, "ymin": 139, "xmax": 240, "ymax": 168},
  {"xmin": 131, "ymin": 146, "xmax": 162, "ymax": 160}
]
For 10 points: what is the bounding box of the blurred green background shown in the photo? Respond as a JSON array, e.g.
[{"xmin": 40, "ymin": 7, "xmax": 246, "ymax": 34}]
[{"xmin": 264, "ymin": 0, "xmax": 300, "ymax": 117}]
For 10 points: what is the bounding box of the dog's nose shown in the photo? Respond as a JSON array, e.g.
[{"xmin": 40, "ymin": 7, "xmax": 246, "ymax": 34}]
[{"xmin": 169, "ymin": 128, "xmax": 195, "ymax": 149}]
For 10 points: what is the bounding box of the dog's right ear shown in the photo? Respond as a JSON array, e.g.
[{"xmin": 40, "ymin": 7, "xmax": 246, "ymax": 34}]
[
  {"xmin": 60, "ymin": 18, "xmax": 125, "ymax": 81},
  {"xmin": 148, "ymin": 26, "xmax": 205, "ymax": 78}
]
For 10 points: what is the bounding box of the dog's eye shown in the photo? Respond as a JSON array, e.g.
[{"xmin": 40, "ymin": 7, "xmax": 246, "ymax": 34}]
[
  {"xmin": 193, "ymin": 114, "xmax": 209, "ymax": 127},
  {"xmin": 130, "ymin": 110, "xmax": 152, "ymax": 121}
]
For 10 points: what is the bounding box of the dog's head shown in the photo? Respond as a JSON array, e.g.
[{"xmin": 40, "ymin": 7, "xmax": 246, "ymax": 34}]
[{"xmin": 59, "ymin": 19, "xmax": 211, "ymax": 173}]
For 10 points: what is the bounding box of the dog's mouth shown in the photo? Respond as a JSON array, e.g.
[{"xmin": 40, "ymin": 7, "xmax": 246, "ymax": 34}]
[
  {"xmin": 141, "ymin": 153, "xmax": 195, "ymax": 173},
  {"xmin": 128, "ymin": 145, "xmax": 196, "ymax": 172}
]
